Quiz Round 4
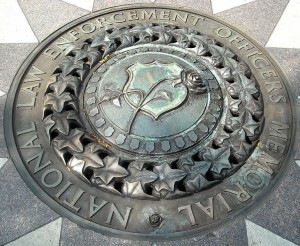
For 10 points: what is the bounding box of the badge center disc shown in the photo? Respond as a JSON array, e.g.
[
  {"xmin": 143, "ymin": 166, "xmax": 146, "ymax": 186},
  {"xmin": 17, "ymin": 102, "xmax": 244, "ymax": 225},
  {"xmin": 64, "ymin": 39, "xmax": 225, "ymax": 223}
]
[{"xmin": 82, "ymin": 45, "xmax": 223, "ymax": 155}]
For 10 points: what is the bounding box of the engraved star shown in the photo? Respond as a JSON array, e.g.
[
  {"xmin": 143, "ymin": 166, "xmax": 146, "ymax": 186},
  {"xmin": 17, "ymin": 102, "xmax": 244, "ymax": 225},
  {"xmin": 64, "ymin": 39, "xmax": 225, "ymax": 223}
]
[
  {"xmin": 245, "ymin": 99, "xmax": 264, "ymax": 119},
  {"xmin": 228, "ymin": 98, "xmax": 242, "ymax": 115},
  {"xmin": 93, "ymin": 156, "xmax": 128, "ymax": 185},
  {"xmin": 73, "ymin": 43, "xmax": 101, "ymax": 67},
  {"xmin": 91, "ymin": 33, "xmax": 117, "ymax": 56},
  {"xmin": 191, "ymin": 35, "xmax": 210, "ymax": 55},
  {"xmin": 130, "ymin": 23, "xmax": 154, "ymax": 43},
  {"xmin": 242, "ymin": 111, "xmax": 259, "ymax": 137},
  {"xmin": 171, "ymin": 27, "xmax": 197, "ymax": 48},
  {"xmin": 225, "ymin": 114, "xmax": 244, "ymax": 132},
  {"xmin": 183, "ymin": 160, "xmax": 213, "ymax": 192},
  {"xmin": 223, "ymin": 57, "xmax": 250, "ymax": 78},
  {"xmin": 53, "ymin": 128, "xmax": 84, "ymax": 152},
  {"xmin": 152, "ymin": 162, "xmax": 187, "ymax": 192},
  {"xmin": 214, "ymin": 130, "xmax": 230, "ymax": 146},
  {"xmin": 60, "ymin": 56, "xmax": 88, "ymax": 79},
  {"xmin": 122, "ymin": 181, "xmax": 146, "ymax": 198},
  {"xmin": 226, "ymin": 130, "xmax": 252, "ymax": 162},
  {"xmin": 122, "ymin": 166, "xmax": 158, "ymax": 199},
  {"xmin": 151, "ymin": 25, "xmax": 174, "ymax": 44},
  {"xmin": 49, "ymin": 75, "xmax": 81, "ymax": 96},
  {"xmin": 202, "ymin": 147, "xmax": 231, "ymax": 174},
  {"xmin": 45, "ymin": 110, "xmax": 82, "ymax": 135},
  {"xmin": 67, "ymin": 156, "xmax": 90, "ymax": 183},
  {"xmin": 125, "ymin": 166, "xmax": 158, "ymax": 186},
  {"xmin": 110, "ymin": 28, "xmax": 135, "ymax": 49},
  {"xmin": 73, "ymin": 143, "xmax": 104, "ymax": 169},
  {"xmin": 209, "ymin": 45, "xmax": 235, "ymax": 66},
  {"xmin": 44, "ymin": 91, "xmax": 73, "ymax": 112},
  {"xmin": 43, "ymin": 114, "xmax": 55, "ymax": 140},
  {"xmin": 238, "ymin": 74, "xmax": 258, "ymax": 98}
]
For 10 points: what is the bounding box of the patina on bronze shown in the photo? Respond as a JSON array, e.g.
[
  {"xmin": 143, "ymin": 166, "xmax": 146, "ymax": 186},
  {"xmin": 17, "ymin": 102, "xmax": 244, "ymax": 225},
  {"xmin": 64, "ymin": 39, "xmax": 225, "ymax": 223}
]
[{"xmin": 5, "ymin": 4, "xmax": 296, "ymax": 240}]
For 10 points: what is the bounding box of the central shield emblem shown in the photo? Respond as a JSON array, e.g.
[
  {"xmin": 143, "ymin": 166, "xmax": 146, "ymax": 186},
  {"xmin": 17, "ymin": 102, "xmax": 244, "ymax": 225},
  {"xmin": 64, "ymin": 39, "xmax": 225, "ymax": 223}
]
[{"xmin": 124, "ymin": 61, "xmax": 188, "ymax": 120}]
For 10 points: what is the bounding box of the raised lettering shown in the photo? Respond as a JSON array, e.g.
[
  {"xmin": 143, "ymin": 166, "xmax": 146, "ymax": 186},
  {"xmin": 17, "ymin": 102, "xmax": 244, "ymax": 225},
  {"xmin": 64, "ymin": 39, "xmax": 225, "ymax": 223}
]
[
  {"xmin": 224, "ymin": 182, "xmax": 251, "ymax": 202},
  {"xmin": 178, "ymin": 205, "xmax": 197, "ymax": 226},
  {"xmin": 255, "ymin": 151, "xmax": 279, "ymax": 175},
  {"xmin": 229, "ymin": 35, "xmax": 244, "ymax": 44},
  {"xmin": 63, "ymin": 188, "xmax": 85, "ymax": 212},
  {"xmin": 261, "ymin": 69, "xmax": 278, "ymax": 80},
  {"xmin": 195, "ymin": 197, "xmax": 214, "ymax": 220},
  {"xmin": 267, "ymin": 138, "xmax": 286, "ymax": 153},
  {"xmin": 265, "ymin": 80, "xmax": 282, "ymax": 93},
  {"xmin": 21, "ymin": 82, "xmax": 40, "ymax": 96},
  {"xmin": 80, "ymin": 22, "xmax": 96, "ymax": 33},
  {"xmin": 238, "ymin": 42, "xmax": 254, "ymax": 51},
  {"xmin": 160, "ymin": 10, "xmax": 171, "ymax": 20},
  {"xmin": 41, "ymin": 168, "xmax": 63, "ymax": 188},
  {"xmin": 270, "ymin": 121, "xmax": 288, "ymax": 140},
  {"xmin": 215, "ymin": 193, "xmax": 232, "ymax": 212},
  {"xmin": 68, "ymin": 29, "xmax": 79, "ymax": 40},
  {"xmin": 26, "ymin": 151, "xmax": 51, "ymax": 174},
  {"xmin": 112, "ymin": 13, "xmax": 126, "ymax": 23},
  {"xmin": 20, "ymin": 135, "xmax": 41, "ymax": 149},
  {"xmin": 42, "ymin": 48, "xmax": 60, "ymax": 60},
  {"xmin": 105, "ymin": 203, "xmax": 132, "ymax": 229},
  {"xmin": 269, "ymin": 94, "xmax": 287, "ymax": 103},
  {"xmin": 244, "ymin": 169, "xmax": 266, "ymax": 189},
  {"xmin": 17, "ymin": 122, "xmax": 36, "ymax": 136},
  {"xmin": 55, "ymin": 36, "xmax": 75, "ymax": 51},
  {"xmin": 127, "ymin": 11, "xmax": 139, "ymax": 21},
  {"xmin": 216, "ymin": 27, "xmax": 232, "ymax": 38},
  {"xmin": 95, "ymin": 17, "xmax": 113, "ymax": 28},
  {"xmin": 171, "ymin": 11, "xmax": 188, "ymax": 23},
  {"xmin": 140, "ymin": 10, "xmax": 157, "ymax": 20},
  {"xmin": 24, "ymin": 65, "xmax": 45, "ymax": 82},
  {"xmin": 55, "ymin": 181, "xmax": 72, "ymax": 198},
  {"xmin": 253, "ymin": 57, "xmax": 270, "ymax": 69},
  {"xmin": 89, "ymin": 195, "xmax": 108, "ymax": 218}
]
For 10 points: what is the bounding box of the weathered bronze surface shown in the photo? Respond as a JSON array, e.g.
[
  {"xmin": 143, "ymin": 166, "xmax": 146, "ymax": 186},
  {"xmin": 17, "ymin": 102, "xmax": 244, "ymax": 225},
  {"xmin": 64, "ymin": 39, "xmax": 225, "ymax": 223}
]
[{"xmin": 5, "ymin": 5, "xmax": 296, "ymax": 240}]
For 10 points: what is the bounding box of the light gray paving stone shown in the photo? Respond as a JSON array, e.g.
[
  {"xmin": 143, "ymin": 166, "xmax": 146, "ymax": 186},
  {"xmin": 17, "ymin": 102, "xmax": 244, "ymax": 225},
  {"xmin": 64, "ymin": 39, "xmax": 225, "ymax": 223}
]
[
  {"xmin": 93, "ymin": 0, "xmax": 212, "ymax": 14},
  {"xmin": 246, "ymin": 162, "xmax": 300, "ymax": 245},
  {"xmin": 153, "ymin": 0, "xmax": 212, "ymax": 14},
  {"xmin": 60, "ymin": 217, "xmax": 247, "ymax": 245},
  {"xmin": 60, "ymin": 218, "xmax": 113, "ymax": 246},
  {"xmin": 18, "ymin": 0, "xmax": 88, "ymax": 42},
  {"xmin": 0, "ymin": 158, "xmax": 8, "ymax": 170},
  {"xmin": 211, "ymin": 0, "xmax": 254, "ymax": 14},
  {"xmin": 62, "ymin": 0, "xmax": 94, "ymax": 11},
  {"xmin": 5, "ymin": 218, "xmax": 62, "ymax": 246},
  {"xmin": 0, "ymin": 159, "xmax": 59, "ymax": 245},
  {"xmin": 93, "ymin": 0, "xmax": 150, "ymax": 12},
  {"xmin": 0, "ymin": 95, "xmax": 9, "ymax": 158},
  {"xmin": 266, "ymin": 47, "xmax": 300, "ymax": 159},
  {"xmin": 0, "ymin": 44, "xmax": 37, "ymax": 94},
  {"xmin": 246, "ymin": 220, "xmax": 298, "ymax": 246},
  {"xmin": 216, "ymin": 0, "xmax": 289, "ymax": 45},
  {"xmin": 0, "ymin": 0, "xmax": 38, "ymax": 43},
  {"xmin": 267, "ymin": 0, "xmax": 300, "ymax": 49}
]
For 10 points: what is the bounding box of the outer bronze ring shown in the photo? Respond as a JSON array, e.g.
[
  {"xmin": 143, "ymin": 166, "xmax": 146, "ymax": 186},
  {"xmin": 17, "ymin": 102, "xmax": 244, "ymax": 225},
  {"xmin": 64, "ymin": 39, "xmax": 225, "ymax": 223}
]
[{"xmin": 4, "ymin": 4, "xmax": 297, "ymax": 240}]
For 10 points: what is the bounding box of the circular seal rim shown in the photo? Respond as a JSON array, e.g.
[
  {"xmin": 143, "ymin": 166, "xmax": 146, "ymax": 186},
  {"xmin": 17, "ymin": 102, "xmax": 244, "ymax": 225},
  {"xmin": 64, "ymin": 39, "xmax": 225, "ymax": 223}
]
[{"xmin": 4, "ymin": 4, "xmax": 298, "ymax": 241}]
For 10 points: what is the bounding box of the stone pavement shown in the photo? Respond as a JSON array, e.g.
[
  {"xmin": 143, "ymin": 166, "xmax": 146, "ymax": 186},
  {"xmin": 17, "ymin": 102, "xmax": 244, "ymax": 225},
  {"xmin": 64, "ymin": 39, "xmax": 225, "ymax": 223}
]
[{"xmin": 0, "ymin": 0, "xmax": 299, "ymax": 245}]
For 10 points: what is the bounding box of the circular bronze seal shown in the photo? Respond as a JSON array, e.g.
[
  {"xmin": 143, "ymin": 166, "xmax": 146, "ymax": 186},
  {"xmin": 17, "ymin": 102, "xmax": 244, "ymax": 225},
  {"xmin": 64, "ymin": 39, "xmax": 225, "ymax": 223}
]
[{"xmin": 5, "ymin": 4, "xmax": 296, "ymax": 240}]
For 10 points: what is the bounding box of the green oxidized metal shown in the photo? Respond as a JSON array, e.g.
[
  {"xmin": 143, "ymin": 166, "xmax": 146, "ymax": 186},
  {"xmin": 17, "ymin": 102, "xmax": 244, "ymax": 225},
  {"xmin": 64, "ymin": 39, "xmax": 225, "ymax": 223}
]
[{"xmin": 5, "ymin": 4, "xmax": 296, "ymax": 241}]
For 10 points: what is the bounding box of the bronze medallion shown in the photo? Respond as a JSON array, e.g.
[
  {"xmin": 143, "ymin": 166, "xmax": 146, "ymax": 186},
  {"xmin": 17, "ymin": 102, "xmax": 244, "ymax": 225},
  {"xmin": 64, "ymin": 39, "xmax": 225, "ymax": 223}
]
[{"xmin": 5, "ymin": 5, "xmax": 296, "ymax": 240}]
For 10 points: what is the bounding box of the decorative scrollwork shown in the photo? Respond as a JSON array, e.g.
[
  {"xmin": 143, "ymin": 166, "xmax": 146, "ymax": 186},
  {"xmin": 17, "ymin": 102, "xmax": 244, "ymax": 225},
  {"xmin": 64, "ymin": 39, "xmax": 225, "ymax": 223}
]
[{"xmin": 43, "ymin": 23, "xmax": 264, "ymax": 200}]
